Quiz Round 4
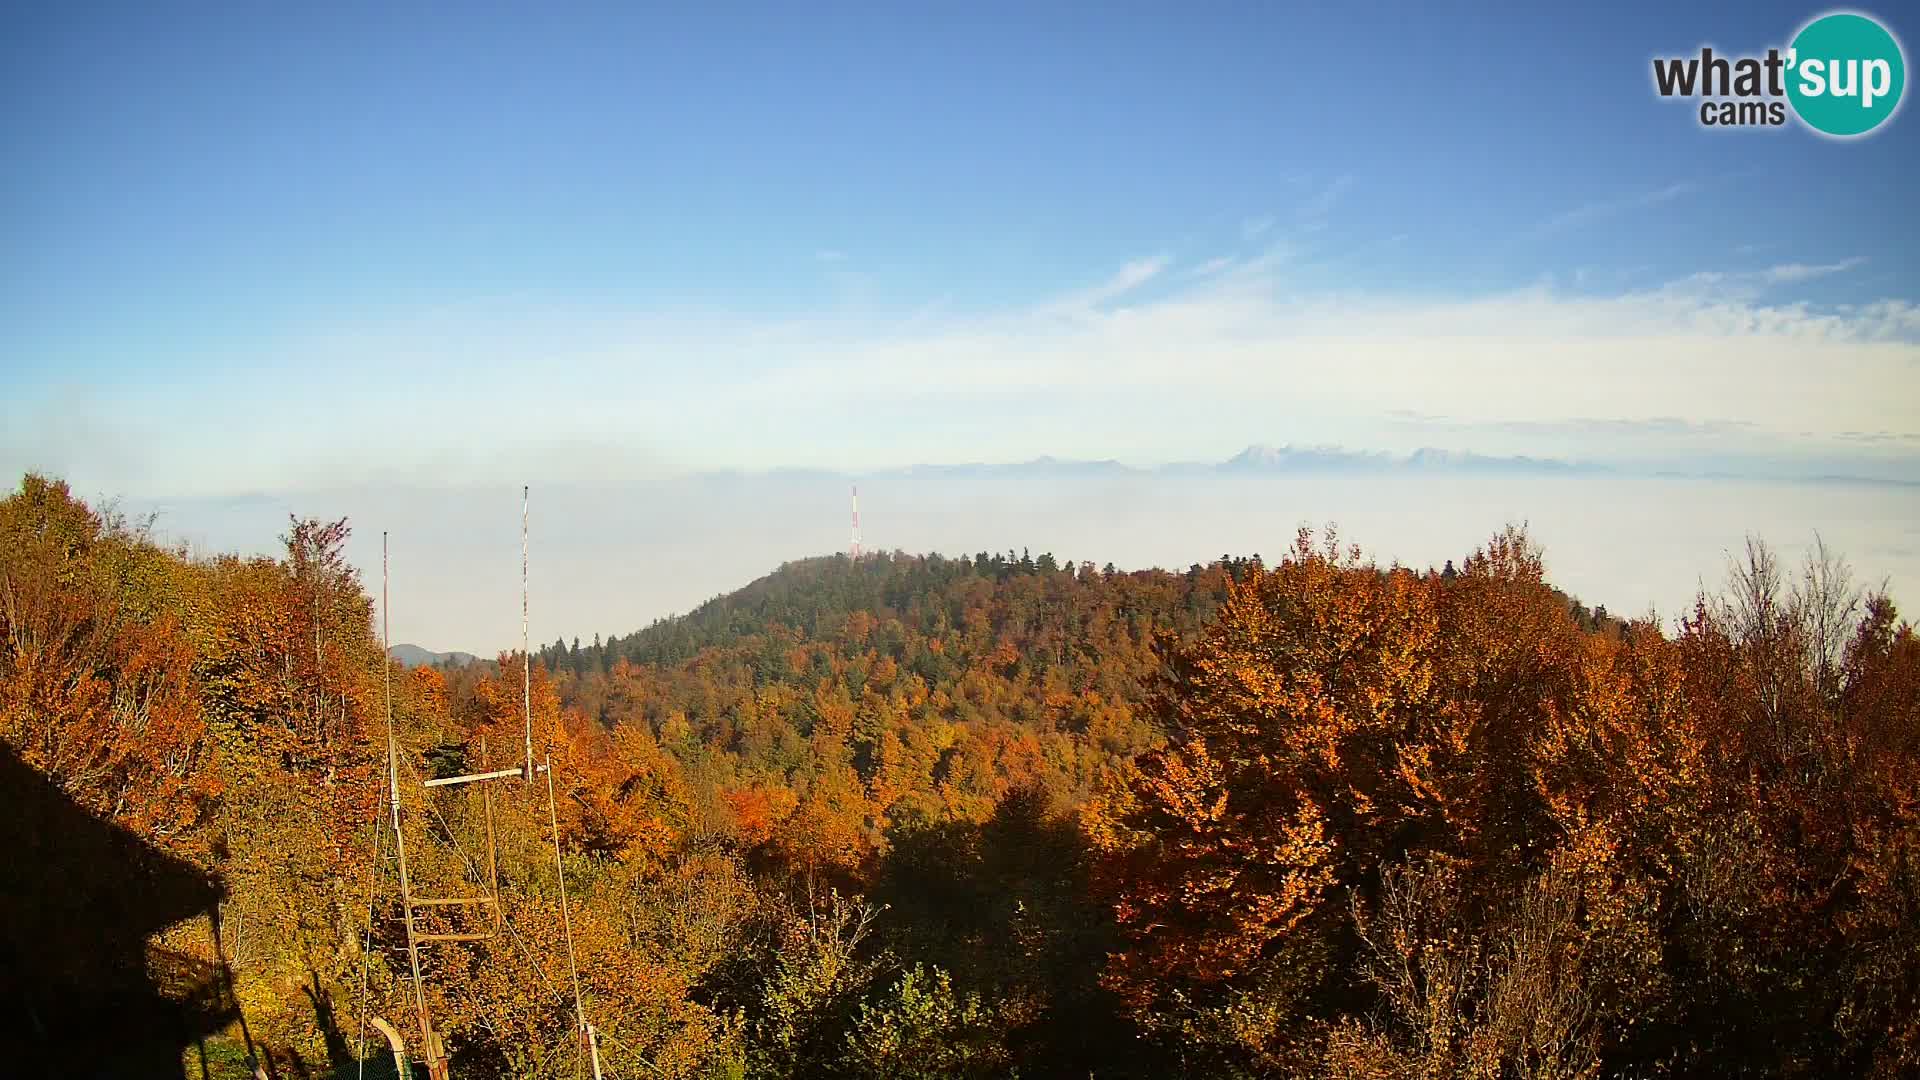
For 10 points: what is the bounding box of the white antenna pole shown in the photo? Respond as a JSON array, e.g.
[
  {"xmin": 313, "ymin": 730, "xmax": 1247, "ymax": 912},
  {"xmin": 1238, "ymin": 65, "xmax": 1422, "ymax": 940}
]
[
  {"xmin": 384, "ymin": 534, "xmax": 435, "ymax": 1063},
  {"xmin": 850, "ymin": 483, "xmax": 861, "ymax": 558},
  {"xmin": 521, "ymin": 485, "xmax": 601, "ymax": 1077},
  {"xmin": 546, "ymin": 752, "xmax": 599, "ymax": 1077},
  {"xmin": 522, "ymin": 484, "xmax": 533, "ymax": 783}
]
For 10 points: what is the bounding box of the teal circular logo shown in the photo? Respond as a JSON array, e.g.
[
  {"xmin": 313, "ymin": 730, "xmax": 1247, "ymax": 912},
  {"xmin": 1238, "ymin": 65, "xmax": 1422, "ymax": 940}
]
[{"xmin": 1787, "ymin": 12, "xmax": 1906, "ymax": 136}]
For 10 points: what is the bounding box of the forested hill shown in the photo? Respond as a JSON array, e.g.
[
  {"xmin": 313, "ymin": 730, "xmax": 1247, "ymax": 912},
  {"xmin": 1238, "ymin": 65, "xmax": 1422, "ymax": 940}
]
[
  {"xmin": 518, "ymin": 549, "xmax": 1619, "ymax": 826},
  {"xmin": 541, "ymin": 549, "xmax": 1247, "ymax": 672},
  {"xmin": 543, "ymin": 548, "xmax": 1617, "ymax": 678},
  {"xmin": 522, "ymin": 551, "xmax": 1255, "ymax": 819}
]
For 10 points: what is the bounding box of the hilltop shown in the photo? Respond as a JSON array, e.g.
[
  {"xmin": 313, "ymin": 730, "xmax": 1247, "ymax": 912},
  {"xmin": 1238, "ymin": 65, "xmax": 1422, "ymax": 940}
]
[
  {"xmin": 512, "ymin": 549, "xmax": 1619, "ymax": 821},
  {"xmin": 385, "ymin": 643, "xmax": 479, "ymax": 669}
]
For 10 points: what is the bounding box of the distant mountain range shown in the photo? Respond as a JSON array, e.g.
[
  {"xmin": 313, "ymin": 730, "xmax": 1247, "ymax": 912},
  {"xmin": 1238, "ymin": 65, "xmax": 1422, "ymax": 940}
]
[
  {"xmin": 1214, "ymin": 444, "xmax": 1593, "ymax": 474},
  {"xmin": 686, "ymin": 443, "xmax": 1914, "ymax": 487},
  {"xmin": 386, "ymin": 643, "xmax": 480, "ymax": 668},
  {"xmin": 873, "ymin": 444, "xmax": 1601, "ymax": 478}
]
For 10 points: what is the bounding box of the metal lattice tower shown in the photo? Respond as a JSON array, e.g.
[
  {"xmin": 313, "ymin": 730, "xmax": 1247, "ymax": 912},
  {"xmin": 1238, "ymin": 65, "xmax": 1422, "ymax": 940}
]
[{"xmin": 850, "ymin": 484, "xmax": 861, "ymax": 558}]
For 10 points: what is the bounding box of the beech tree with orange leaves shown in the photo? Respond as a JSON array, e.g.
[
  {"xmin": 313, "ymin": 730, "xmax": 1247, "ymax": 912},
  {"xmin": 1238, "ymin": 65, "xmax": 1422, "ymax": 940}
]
[{"xmin": 0, "ymin": 475, "xmax": 218, "ymax": 848}]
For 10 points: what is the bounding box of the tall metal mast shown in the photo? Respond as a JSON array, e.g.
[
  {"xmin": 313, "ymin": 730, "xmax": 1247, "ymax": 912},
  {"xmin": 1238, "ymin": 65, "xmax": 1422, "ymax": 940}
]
[
  {"xmin": 522, "ymin": 484, "xmax": 534, "ymax": 783},
  {"xmin": 524, "ymin": 484, "xmax": 602, "ymax": 1076},
  {"xmin": 546, "ymin": 751, "xmax": 602, "ymax": 1079},
  {"xmin": 384, "ymin": 534, "xmax": 442, "ymax": 1078}
]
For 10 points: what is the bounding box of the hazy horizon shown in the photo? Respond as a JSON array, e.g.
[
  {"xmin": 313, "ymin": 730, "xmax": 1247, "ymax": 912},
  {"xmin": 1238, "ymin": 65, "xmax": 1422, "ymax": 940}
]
[{"xmin": 113, "ymin": 470, "xmax": 1918, "ymax": 656}]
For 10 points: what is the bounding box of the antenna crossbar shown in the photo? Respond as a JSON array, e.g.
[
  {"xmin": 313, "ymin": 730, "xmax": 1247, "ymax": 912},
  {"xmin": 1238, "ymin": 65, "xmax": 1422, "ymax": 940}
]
[{"xmin": 423, "ymin": 767, "xmax": 525, "ymax": 788}]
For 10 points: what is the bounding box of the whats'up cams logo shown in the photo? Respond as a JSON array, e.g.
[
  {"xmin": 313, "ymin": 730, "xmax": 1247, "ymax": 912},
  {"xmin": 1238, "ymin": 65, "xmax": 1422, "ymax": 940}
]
[{"xmin": 1653, "ymin": 10, "xmax": 1906, "ymax": 136}]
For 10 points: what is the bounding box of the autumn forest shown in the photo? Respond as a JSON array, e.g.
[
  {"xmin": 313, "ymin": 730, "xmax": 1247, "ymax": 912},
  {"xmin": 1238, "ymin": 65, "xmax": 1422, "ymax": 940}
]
[{"xmin": 3, "ymin": 471, "xmax": 1917, "ymax": 1079}]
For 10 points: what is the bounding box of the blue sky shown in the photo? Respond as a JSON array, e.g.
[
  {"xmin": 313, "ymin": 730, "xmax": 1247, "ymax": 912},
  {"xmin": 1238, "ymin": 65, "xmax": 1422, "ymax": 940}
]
[{"xmin": 4, "ymin": 2, "xmax": 1917, "ymax": 496}]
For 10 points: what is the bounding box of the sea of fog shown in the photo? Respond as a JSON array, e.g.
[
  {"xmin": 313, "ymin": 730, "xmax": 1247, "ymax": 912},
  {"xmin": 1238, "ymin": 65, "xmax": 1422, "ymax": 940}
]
[{"xmin": 130, "ymin": 473, "xmax": 1920, "ymax": 657}]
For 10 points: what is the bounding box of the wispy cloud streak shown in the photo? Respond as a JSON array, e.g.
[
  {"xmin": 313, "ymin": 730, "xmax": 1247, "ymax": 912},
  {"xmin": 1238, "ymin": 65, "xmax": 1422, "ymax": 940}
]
[{"xmin": 1530, "ymin": 180, "xmax": 1700, "ymax": 238}]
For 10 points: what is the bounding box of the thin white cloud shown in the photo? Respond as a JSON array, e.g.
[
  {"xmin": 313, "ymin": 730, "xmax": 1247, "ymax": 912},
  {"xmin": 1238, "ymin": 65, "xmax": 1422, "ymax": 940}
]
[
  {"xmin": 1241, "ymin": 215, "xmax": 1276, "ymax": 239},
  {"xmin": 815, "ymin": 249, "xmax": 848, "ymax": 263},
  {"xmin": 1763, "ymin": 257, "xmax": 1867, "ymax": 284},
  {"xmin": 1104, "ymin": 255, "xmax": 1170, "ymax": 293},
  {"xmin": 731, "ymin": 255, "xmax": 1920, "ymax": 458},
  {"xmin": 1046, "ymin": 254, "xmax": 1171, "ymax": 313},
  {"xmin": 1298, "ymin": 175, "xmax": 1352, "ymax": 222},
  {"xmin": 1531, "ymin": 180, "xmax": 1700, "ymax": 238},
  {"xmin": 1655, "ymin": 257, "xmax": 1870, "ymax": 305},
  {"xmin": 1230, "ymin": 240, "xmax": 1304, "ymax": 278},
  {"xmin": 1391, "ymin": 414, "xmax": 1761, "ymax": 439}
]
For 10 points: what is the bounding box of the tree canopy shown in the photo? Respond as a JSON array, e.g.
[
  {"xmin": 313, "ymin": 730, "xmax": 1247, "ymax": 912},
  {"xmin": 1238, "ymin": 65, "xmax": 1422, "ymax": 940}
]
[{"xmin": 4, "ymin": 473, "xmax": 1915, "ymax": 1078}]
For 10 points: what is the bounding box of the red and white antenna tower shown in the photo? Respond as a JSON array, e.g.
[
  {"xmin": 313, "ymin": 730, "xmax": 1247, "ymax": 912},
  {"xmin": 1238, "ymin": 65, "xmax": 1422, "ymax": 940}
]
[{"xmin": 850, "ymin": 484, "xmax": 862, "ymax": 558}]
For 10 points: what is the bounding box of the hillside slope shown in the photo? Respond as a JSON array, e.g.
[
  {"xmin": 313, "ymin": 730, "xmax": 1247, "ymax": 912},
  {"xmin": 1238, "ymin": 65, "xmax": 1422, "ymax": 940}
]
[
  {"xmin": 527, "ymin": 551, "xmax": 1251, "ymax": 820},
  {"xmin": 518, "ymin": 549, "xmax": 1620, "ymax": 824}
]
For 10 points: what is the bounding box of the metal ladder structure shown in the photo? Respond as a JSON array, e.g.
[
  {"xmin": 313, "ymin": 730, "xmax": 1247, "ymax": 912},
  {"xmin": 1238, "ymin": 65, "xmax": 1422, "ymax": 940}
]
[{"xmin": 374, "ymin": 486, "xmax": 606, "ymax": 1080}]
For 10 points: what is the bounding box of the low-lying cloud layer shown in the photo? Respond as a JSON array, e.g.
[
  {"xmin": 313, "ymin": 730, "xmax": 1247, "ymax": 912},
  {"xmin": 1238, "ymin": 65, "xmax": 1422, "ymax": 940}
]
[
  {"xmin": 5, "ymin": 237, "xmax": 1916, "ymax": 496},
  {"xmin": 129, "ymin": 471, "xmax": 1920, "ymax": 657}
]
